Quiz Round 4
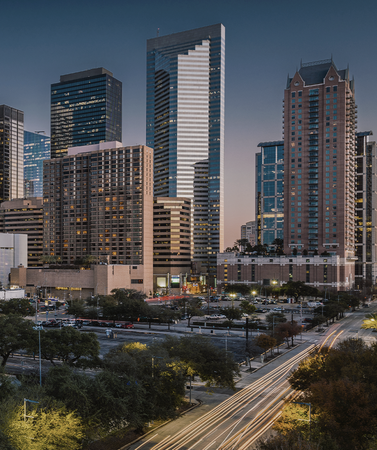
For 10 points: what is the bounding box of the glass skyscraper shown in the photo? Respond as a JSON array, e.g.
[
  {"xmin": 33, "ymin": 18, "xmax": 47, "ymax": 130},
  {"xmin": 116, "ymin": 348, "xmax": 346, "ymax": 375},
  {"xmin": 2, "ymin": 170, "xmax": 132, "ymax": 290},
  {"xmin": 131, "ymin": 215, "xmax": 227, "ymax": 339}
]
[
  {"xmin": 255, "ymin": 141, "xmax": 284, "ymax": 246},
  {"xmin": 24, "ymin": 131, "xmax": 50, "ymax": 197},
  {"xmin": 51, "ymin": 68, "xmax": 122, "ymax": 159},
  {"xmin": 0, "ymin": 105, "xmax": 24, "ymax": 202},
  {"xmin": 146, "ymin": 24, "xmax": 225, "ymax": 284}
]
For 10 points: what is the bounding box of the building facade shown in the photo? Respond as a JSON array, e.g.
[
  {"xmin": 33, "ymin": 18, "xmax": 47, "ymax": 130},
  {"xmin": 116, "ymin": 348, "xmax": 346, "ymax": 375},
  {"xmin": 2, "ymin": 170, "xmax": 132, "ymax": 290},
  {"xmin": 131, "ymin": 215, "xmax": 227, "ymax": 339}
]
[
  {"xmin": 355, "ymin": 131, "xmax": 377, "ymax": 287},
  {"xmin": 241, "ymin": 220, "xmax": 256, "ymax": 246},
  {"xmin": 24, "ymin": 131, "xmax": 50, "ymax": 197},
  {"xmin": 153, "ymin": 197, "xmax": 191, "ymax": 293},
  {"xmin": 43, "ymin": 142, "xmax": 153, "ymax": 292},
  {"xmin": 51, "ymin": 68, "xmax": 122, "ymax": 159},
  {"xmin": 0, "ymin": 197, "xmax": 44, "ymax": 267},
  {"xmin": 283, "ymin": 60, "xmax": 356, "ymax": 258},
  {"xmin": 0, "ymin": 105, "xmax": 24, "ymax": 202},
  {"xmin": 217, "ymin": 252, "xmax": 355, "ymax": 292},
  {"xmin": 147, "ymin": 24, "xmax": 225, "ymax": 284},
  {"xmin": 255, "ymin": 141, "xmax": 284, "ymax": 246},
  {"xmin": 0, "ymin": 233, "xmax": 27, "ymax": 288}
]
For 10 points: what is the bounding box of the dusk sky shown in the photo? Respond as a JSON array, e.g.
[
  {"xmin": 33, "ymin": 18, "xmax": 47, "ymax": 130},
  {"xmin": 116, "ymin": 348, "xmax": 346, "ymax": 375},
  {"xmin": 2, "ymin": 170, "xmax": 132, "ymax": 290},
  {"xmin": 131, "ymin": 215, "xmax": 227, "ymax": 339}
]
[{"xmin": 2, "ymin": 0, "xmax": 376, "ymax": 248}]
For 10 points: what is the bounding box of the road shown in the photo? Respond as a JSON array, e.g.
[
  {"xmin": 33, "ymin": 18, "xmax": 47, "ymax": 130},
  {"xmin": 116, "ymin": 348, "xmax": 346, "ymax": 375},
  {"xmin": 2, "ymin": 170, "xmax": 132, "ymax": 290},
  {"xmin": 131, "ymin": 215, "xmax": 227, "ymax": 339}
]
[{"xmin": 123, "ymin": 304, "xmax": 376, "ymax": 450}]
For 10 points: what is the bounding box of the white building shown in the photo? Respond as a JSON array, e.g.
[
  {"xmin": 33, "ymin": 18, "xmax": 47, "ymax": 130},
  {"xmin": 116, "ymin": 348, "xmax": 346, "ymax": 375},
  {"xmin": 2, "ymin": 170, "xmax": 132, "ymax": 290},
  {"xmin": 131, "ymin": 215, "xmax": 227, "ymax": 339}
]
[{"xmin": 0, "ymin": 233, "xmax": 27, "ymax": 288}]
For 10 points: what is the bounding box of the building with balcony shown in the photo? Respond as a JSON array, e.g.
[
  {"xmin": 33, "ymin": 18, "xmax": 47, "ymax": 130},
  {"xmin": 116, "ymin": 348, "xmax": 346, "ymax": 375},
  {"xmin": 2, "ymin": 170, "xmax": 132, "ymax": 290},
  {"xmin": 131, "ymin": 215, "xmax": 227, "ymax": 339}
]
[
  {"xmin": 241, "ymin": 220, "xmax": 256, "ymax": 246},
  {"xmin": 283, "ymin": 59, "xmax": 356, "ymax": 265},
  {"xmin": 42, "ymin": 142, "xmax": 153, "ymax": 294}
]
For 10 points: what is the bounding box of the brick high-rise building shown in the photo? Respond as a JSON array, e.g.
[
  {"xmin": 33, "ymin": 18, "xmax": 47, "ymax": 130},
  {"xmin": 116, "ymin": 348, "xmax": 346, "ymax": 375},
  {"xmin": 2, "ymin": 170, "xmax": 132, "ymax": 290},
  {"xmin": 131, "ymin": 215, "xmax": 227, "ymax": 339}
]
[{"xmin": 283, "ymin": 59, "xmax": 357, "ymax": 265}]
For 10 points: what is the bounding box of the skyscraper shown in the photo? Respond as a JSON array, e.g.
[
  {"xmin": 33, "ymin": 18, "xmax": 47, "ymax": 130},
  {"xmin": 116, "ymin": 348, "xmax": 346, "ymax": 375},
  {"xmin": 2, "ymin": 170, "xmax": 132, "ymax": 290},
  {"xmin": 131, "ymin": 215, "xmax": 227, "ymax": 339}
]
[
  {"xmin": 51, "ymin": 68, "xmax": 122, "ymax": 159},
  {"xmin": 255, "ymin": 141, "xmax": 284, "ymax": 246},
  {"xmin": 283, "ymin": 59, "xmax": 356, "ymax": 260},
  {"xmin": 0, "ymin": 105, "xmax": 24, "ymax": 202},
  {"xmin": 147, "ymin": 24, "xmax": 225, "ymax": 284},
  {"xmin": 355, "ymin": 131, "xmax": 377, "ymax": 287},
  {"xmin": 24, "ymin": 131, "xmax": 50, "ymax": 197}
]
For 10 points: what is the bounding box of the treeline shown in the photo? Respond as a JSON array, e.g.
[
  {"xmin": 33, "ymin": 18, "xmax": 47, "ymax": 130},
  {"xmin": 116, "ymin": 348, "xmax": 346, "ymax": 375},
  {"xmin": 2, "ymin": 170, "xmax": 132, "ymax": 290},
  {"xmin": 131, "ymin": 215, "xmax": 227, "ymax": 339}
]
[{"xmin": 255, "ymin": 338, "xmax": 377, "ymax": 450}]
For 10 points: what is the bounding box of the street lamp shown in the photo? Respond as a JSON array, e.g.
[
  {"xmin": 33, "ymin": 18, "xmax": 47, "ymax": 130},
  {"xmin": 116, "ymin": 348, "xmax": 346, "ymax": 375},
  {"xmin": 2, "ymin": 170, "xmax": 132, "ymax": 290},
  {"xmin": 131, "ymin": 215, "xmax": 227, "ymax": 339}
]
[
  {"xmin": 230, "ymin": 293, "xmax": 236, "ymax": 308},
  {"xmin": 32, "ymin": 325, "xmax": 43, "ymax": 386}
]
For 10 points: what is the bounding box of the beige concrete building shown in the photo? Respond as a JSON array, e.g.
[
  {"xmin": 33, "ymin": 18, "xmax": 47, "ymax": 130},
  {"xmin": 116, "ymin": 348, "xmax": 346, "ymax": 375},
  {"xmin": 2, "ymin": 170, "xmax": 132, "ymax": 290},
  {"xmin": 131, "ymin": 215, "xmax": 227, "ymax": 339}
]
[
  {"xmin": 11, "ymin": 263, "xmax": 151, "ymax": 298},
  {"xmin": 153, "ymin": 197, "xmax": 191, "ymax": 294},
  {"xmin": 0, "ymin": 197, "xmax": 43, "ymax": 267},
  {"xmin": 217, "ymin": 252, "xmax": 355, "ymax": 292}
]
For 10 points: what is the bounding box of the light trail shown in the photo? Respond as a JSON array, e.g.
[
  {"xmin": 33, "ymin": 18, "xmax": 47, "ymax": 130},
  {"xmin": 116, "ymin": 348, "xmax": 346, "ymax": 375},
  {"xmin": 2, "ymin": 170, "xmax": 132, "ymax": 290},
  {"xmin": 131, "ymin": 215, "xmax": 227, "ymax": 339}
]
[{"xmin": 145, "ymin": 345, "xmax": 316, "ymax": 450}]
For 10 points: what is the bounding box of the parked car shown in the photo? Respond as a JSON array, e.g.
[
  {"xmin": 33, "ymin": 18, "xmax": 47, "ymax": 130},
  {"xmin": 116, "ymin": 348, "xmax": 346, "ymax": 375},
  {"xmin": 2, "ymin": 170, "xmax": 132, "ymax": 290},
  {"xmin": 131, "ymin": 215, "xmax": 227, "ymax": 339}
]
[{"xmin": 273, "ymin": 307, "xmax": 284, "ymax": 312}]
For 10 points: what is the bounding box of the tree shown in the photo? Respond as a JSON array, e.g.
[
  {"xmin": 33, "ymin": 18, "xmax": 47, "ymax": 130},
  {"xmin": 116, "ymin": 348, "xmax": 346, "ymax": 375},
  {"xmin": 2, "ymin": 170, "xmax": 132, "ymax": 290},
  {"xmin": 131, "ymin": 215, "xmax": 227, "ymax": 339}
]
[
  {"xmin": 0, "ymin": 315, "xmax": 36, "ymax": 367},
  {"xmin": 40, "ymin": 326, "xmax": 100, "ymax": 367},
  {"xmin": 275, "ymin": 321, "xmax": 301, "ymax": 347},
  {"xmin": 220, "ymin": 306, "xmax": 242, "ymax": 322},
  {"xmin": 157, "ymin": 335, "xmax": 240, "ymax": 390},
  {"xmin": 0, "ymin": 298, "xmax": 35, "ymax": 317},
  {"xmin": 279, "ymin": 281, "xmax": 319, "ymax": 303},
  {"xmin": 0, "ymin": 400, "xmax": 84, "ymax": 450},
  {"xmin": 239, "ymin": 300, "xmax": 256, "ymax": 315},
  {"xmin": 361, "ymin": 313, "xmax": 377, "ymax": 330},
  {"xmin": 255, "ymin": 334, "xmax": 277, "ymax": 357},
  {"xmin": 265, "ymin": 312, "xmax": 286, "ymax": 327},
  {"xmin": 271, "ymin": 238, "xmax": 284, "ymax": 255},
  {"xmin": 235, "ymin": 238, "xmax": 249, "ymax": 253},
  {"xmin": 223, "ymin": 283, "xmax": 251, "ymax": 296},
  {"xmin": 177, "ymin": 297, "xmax": 203, "ymax": 326},
  {"xmin": 66, "ymin": 299, "xmax": 86, "ymax": 319}
]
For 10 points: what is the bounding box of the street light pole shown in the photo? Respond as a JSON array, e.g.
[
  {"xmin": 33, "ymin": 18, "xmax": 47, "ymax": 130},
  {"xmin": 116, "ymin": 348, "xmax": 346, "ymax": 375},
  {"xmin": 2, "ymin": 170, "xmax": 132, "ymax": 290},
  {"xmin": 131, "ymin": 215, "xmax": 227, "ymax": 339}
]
[{"xmin": 32, "ymin": 326, "xmax": 43, "ymax": 386}]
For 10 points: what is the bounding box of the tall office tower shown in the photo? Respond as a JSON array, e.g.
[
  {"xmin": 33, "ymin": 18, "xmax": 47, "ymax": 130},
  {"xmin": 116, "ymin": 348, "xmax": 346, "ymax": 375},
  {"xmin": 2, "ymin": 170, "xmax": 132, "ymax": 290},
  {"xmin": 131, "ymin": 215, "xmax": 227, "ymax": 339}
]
[
  {"xmin": 147, "ymin": 24, "xmax": 225, "ymax": 284},
  {"xmin": 283, "ymin": 60, "xmax": 357, "ymax": 259},
  {"xmin": 51, "ymin": 68, "xmax": 122, "ymax": 159},
  {"xmin": 355, "ymin": 131, "xmax": 377, "ymax": 287},
  {"xmin": 24, "ymin": 131, "xmax": 50, "ymax": 197},
  {"xmin": 0, "ymin": 105, "xmax": 24, "ymax": 202},
  {"xmin": 255, "ymin": 141, "xmax": 284, "ymax": 246},
  {"xmin": 43, "ymin": 142, "xmax": 153, "ymax": 277},
  {"xmin": 0, "ymin": 197, "xmax": 43, "ymax": 267}
]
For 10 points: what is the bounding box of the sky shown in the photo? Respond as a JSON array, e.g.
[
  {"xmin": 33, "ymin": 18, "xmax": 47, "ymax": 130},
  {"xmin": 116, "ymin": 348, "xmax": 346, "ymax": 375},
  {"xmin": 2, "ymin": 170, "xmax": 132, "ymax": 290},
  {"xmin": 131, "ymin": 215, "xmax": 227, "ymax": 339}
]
[{"xmin": 1, "ymin": 0, "xmax": 377, "ymax": 248}]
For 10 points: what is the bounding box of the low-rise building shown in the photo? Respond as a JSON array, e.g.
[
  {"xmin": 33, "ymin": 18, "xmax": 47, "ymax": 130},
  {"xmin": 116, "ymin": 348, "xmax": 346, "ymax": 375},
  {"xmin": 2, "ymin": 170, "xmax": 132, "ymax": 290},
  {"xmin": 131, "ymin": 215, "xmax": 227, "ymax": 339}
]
[
  {"xmin": 217, "ymin": 252, "xmax": 355, "ymax": 292},
  {"xmin": 10, "ymin": 263, "xmax": 151, "ymax": 299}
]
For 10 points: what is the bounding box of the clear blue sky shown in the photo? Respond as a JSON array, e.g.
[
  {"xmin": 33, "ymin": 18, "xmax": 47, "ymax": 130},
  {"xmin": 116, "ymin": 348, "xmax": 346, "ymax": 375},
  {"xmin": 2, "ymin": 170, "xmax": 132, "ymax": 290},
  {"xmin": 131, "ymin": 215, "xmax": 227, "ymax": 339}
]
[{"xmin": 2, "ymin": 0, "xmax": 376, "ymax": 247}]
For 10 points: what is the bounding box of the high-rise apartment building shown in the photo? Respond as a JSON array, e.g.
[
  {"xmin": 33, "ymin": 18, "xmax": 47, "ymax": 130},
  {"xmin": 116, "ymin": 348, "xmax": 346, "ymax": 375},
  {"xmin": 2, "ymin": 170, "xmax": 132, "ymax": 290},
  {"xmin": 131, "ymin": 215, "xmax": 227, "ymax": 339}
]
[
  {"xmin": 51, "ymin": 68, "xmax": 122, "ymax": 159},
  {"xmin": 0, "ymin": 105, "xmax": 24, "ymax": 202},
  {"xmin": 355, "ymin": 131, "xmax": 377, "ymax": 287},
  {"xmin": 0, "ymin": 197, "xmax": 43, "ymax": 267},
  {"xmin": 24, "ymin": 131, "xmax": 50, "ymax": 197},
  {"xmin": 255, "ymin": 141, "xmax": 284, "ymax": 246},
  {"xmin": 283, "ymin": 60, "xmax": 357, "ymax": 261},
  {"xmin": 43, "ymin": 143, "xmax": 153, "ymax": 272},
  {"xmin": 147, "ymin": 24, "xmax": 225, "ymax": 283}
]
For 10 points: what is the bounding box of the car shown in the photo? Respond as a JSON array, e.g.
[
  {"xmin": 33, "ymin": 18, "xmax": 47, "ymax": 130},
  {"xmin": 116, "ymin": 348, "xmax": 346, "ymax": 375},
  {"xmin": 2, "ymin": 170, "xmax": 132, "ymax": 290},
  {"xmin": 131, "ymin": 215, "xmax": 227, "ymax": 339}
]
[
  {"xmin": 255, "ymin": 308, "xmax": 268, "ymax": 313},
  {"xmin": 120, "ymin": 322, "xmax": 134, "ymax": 329},
  {"xmin": 82, "ymin": 320, "xmax": 91, "ymax": 326},
  {"xmin": 273, "ymin": 307, "xmax": 284, "ymax": 311},
  {"xmin": 303, "ymin": 318, "xmax": 313, "ymax": 323}
]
